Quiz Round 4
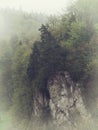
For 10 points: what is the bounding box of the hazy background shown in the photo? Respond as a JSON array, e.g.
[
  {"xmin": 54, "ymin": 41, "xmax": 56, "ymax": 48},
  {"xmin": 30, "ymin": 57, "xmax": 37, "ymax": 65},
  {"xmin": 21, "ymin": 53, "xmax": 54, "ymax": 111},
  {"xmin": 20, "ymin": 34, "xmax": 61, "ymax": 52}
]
[
  {"xmin": 0, "ymin": 0, "xmax": 98, "ymax": 130},
  {"xmin": 0, "ymin": 0, "xmax": 74, "ymax": 15}
]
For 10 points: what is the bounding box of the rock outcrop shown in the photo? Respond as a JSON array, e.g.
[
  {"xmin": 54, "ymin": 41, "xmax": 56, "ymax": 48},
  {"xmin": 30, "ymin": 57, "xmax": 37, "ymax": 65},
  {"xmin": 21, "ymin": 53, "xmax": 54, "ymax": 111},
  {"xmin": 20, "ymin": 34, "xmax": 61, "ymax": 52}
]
[{"xmin": 33, "ymin": 71, "xmax": 90, "ymax": 128}]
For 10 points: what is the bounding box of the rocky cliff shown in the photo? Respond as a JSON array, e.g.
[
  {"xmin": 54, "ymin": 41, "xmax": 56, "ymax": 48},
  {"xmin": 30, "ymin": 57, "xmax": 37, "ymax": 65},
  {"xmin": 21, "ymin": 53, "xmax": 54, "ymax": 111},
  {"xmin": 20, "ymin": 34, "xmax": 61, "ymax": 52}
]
[{"xmin": 32, "ymin": 71, "xmax": 91, "ymax": 129}]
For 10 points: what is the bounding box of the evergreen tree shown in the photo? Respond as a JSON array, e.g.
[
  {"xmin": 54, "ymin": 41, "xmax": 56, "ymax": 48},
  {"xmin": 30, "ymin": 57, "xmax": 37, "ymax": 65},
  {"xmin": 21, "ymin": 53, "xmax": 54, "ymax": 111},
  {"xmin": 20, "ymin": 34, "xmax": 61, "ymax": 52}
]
[{"xmin": 27, "ymin": 25, "xmax": 67, "ymax": 93}]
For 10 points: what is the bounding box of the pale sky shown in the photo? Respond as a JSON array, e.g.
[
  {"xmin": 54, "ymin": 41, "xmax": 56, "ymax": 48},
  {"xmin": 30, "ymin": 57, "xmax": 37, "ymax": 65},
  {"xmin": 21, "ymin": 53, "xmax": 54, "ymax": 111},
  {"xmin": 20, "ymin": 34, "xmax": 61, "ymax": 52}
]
[{"xmin": 0, "ymin": 0, "xmax": 73, "ymax": 15}]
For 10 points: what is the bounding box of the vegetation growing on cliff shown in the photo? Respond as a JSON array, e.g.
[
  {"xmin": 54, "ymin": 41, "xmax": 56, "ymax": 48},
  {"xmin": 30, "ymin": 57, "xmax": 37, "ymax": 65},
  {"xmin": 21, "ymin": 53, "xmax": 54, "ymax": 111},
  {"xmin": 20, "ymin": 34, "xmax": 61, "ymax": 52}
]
[{"xmin": 0, "ymin": 0, "xmax": 98, "ymax": 129}]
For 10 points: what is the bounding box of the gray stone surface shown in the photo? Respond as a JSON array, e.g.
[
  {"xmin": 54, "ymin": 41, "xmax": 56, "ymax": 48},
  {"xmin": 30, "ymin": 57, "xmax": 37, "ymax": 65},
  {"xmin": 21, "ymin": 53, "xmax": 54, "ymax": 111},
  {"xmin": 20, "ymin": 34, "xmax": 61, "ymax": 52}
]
[{"xmin": 33, "ymin": 71, "xmax": 90, "ymax": 128}]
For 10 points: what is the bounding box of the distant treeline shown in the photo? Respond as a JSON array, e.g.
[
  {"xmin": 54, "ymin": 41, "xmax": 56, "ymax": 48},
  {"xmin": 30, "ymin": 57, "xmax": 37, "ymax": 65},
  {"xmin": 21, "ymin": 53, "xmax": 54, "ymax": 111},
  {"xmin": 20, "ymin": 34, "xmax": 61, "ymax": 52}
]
[{"xmin": 0, "ymin": 0, "xmax": 98, "ymax": 128}]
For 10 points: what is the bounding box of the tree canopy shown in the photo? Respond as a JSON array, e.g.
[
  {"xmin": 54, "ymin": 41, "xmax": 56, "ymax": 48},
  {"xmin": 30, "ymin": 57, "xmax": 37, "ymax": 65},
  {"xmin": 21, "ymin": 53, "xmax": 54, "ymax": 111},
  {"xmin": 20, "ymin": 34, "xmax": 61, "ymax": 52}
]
[{"xmin": 0, "ymin": 0, "xmax": 97, "ymax": 128}]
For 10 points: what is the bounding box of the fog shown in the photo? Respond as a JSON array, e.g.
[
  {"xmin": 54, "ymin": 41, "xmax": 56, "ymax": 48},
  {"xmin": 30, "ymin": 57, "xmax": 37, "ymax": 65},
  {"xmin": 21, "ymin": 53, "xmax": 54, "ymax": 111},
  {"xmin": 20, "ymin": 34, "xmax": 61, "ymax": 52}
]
[
  {"xmin": 0, "ymin": 0, "xmax": 98, "ymax": 130},
  {"xmin": 0, "ymin": 0, "xmax": 73, "ymax": 15}
]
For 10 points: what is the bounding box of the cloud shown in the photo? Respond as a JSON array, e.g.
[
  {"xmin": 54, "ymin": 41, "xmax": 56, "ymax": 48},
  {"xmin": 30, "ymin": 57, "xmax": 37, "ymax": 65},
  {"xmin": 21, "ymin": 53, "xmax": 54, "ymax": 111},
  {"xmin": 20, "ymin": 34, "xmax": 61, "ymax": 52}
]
[{"xmin": 0, "ymin": 0, "xmax": 72, "ymax": 15}]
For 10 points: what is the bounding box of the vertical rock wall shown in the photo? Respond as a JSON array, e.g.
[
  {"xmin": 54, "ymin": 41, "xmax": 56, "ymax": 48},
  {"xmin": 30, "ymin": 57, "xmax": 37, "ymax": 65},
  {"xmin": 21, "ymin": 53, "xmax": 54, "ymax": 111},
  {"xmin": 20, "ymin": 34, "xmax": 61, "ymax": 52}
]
[{"xmin": 33, "ymin": 71, "xmax": 90, "ymax": 128}]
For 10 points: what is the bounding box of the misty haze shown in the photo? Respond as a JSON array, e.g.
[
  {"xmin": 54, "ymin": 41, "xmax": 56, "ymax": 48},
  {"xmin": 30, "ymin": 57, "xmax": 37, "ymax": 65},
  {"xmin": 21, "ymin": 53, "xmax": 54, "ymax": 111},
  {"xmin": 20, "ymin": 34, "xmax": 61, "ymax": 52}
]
[{"xmin": 0, "ymin": 0, "xmax": 98, "ymax": 130}]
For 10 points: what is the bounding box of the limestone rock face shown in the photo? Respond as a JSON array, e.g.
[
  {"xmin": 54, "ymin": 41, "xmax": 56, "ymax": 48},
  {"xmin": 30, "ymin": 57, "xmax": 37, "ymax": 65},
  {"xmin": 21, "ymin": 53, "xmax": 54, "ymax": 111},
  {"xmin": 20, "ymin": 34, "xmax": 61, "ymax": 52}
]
[
  {"xmin": 48, "ymin": 71, "xmax": 90, "ymax": 127},
  {"xmin": 33, "ymin": 71, "xmax": 90, "ymax": 127}
]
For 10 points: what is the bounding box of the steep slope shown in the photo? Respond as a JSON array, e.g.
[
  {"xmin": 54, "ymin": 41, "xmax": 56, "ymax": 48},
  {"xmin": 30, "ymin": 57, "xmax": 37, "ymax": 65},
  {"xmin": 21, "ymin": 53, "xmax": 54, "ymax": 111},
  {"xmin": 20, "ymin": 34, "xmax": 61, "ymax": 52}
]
[{"xmin": 32, "ymin": 71, "xmax": 91, "ymax": 129}]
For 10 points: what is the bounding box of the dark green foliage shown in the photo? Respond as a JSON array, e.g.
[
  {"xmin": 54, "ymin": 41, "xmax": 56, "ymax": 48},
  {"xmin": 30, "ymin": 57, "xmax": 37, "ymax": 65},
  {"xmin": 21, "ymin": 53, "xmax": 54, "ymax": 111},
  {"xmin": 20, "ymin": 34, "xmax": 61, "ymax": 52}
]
[
  {"xmin": 48, "ymin": 12, "xmax": 94, "ymax": 82},
  {"xmin": 27, "ymin": 25, "xmax": 67, "ymax": 94},
  {"xmin": 12, "ymin": 85, "xmax": 33, "ymax": 120},
  {"xmin": 11, "ymin": 45, "xmax": 33, "ymax": 120},
  {"xmin": 0, "ymin": 9, "xmax": 46, "ymax": 120},
  {"xmin": 0, "ymin": 0, "xmax": 97, "ymax": 126}
]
